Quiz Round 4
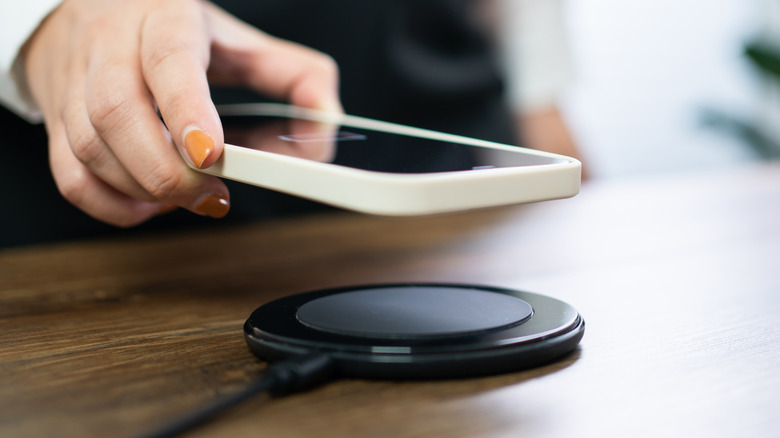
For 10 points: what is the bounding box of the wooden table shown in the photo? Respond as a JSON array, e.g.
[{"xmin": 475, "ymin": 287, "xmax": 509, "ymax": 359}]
[{"xmin": 1, "ymin": 163, "xmax": 779, "ymax": 438}]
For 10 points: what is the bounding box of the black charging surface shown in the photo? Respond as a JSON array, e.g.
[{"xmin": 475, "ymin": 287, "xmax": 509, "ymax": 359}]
[
  {"xmin": 244, "ymin": 284, "xmax": 584, "ymax": 379},
  {"xmin": 296, "ymin": 285, "xmax": 534, "ymax": 338}
]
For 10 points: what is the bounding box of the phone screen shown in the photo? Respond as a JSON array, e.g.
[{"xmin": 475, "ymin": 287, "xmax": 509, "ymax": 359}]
[{"xmin": 222, "ymin": 115, "xmax": 565, "ymax": 174}]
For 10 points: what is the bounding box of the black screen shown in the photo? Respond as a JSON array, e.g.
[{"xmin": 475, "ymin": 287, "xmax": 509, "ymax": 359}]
[{"xmin": 222, "ymin": 115, "xmax": 564, "ymax": 174}]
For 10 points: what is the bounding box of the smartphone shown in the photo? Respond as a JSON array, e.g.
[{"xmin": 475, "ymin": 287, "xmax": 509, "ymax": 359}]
[{"xmin": 192, "ymin": 103, "xmax": 581, "ymax": 216}]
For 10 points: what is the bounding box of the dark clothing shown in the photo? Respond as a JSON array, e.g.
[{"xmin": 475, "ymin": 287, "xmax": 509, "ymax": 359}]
[
  {"xmin": 214, "ymin": 0, "xmax": 513, "ymax": 141},
  {"xmin": 0, "ymin": 0, "xmax": 515, "ymax": 248}
]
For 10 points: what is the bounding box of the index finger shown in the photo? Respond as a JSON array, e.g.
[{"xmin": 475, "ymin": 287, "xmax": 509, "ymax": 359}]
[{"xmin": 140, "ymin": 0, "xmax": 224, "ymax": 170}]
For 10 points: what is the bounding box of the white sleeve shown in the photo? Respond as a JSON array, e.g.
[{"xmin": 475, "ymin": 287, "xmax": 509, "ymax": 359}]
[
  {"xmin": 495, "ymin": 0, "xmax": 575, "ymax": 112},
  {"xmin": 0, "ymin": 0, "xmax": 62, "ymax": 121}
]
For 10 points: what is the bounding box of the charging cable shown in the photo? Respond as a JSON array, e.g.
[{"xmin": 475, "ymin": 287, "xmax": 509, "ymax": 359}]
[{"xmin": 137, "ymin": 354, "xmax": 336, "ymax": 438}]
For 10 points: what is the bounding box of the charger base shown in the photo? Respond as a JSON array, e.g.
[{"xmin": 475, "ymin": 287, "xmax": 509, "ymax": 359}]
[{"xmin": 244, "ymin": 283, "xmax": 584, "ymax": 379}]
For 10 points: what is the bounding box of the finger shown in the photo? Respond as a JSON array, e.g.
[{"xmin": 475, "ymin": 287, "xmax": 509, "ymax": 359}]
[
  {"xmin": 62, "ymin": 53, "xmax": 157, "ymax": 202},
  {"xmin": 204, "ymin": 3, "xmax": 342, "ymax": 113},
  {"xmin": 48, "ymin": 121, "xmax": 163, "ymax": 227},
  {"xmin": 140, "ymin": 0, "xmax": 223, "ymax": 170},
  {"xmin": 85, "ymin": 19, "xmax": 230, "ymax": 218}
]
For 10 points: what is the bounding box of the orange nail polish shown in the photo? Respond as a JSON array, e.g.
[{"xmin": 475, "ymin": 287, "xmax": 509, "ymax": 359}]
[
  {"xmin": 194, "ymin": 194, "xmax": 229, "ymax": 218},
  {"xmin": 184, "ymin": 129, "xmax": 214, "ymax": 168}
]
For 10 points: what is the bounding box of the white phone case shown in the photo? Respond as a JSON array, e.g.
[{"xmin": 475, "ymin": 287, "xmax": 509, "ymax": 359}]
[{"xmin": 192, "ymin": 103, "xmax": 581, "ymax": 216}]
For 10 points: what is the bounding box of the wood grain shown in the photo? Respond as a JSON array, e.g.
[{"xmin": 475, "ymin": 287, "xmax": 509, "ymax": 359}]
[{"xmin": 1, "ymin": 163, "xmax": 779, "ymax": 438}]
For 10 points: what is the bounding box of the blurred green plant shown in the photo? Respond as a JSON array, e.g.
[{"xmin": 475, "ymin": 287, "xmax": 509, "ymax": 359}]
[
  {"xmin": 699, "ymin": 41, "xmax": 780, "ymax": 160},
  {"xmin": 745, "ymin": 42, "xmax": 780, "ymax": 80}
]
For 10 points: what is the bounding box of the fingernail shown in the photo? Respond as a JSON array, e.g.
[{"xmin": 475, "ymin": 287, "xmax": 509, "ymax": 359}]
[
  {"xmin": 183, "ymin": 128, "xmax": 214, "ymax": 168},
  {"xmin": 194, "ymin": 194, "xmax": 229, "ymax": 218}
]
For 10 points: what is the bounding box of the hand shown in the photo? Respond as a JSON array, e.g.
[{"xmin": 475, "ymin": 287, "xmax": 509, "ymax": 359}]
[{"xmin": 23, "ymin": 0, "xmax": 341, "ymax": 226}]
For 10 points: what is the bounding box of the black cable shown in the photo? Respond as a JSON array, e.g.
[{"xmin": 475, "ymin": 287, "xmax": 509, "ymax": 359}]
[{"xmin": 136, "ymin": 354, "xmax": 336, "ymax": 438}]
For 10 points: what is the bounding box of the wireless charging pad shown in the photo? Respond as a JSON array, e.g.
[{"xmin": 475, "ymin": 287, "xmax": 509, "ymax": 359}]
[{"xmin": 244, "ymin": 284, "xmax": 584, "ymax": 379}]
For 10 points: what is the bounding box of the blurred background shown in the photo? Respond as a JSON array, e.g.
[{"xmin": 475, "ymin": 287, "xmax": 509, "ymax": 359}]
[{"xmin": 528, "ymin": 0, "xmax": 778, "ymax": 180}]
